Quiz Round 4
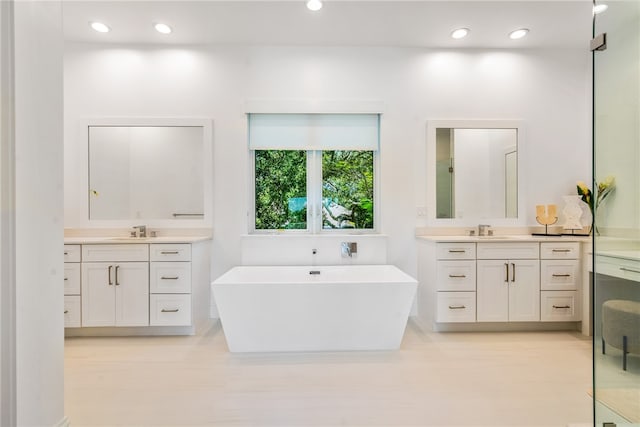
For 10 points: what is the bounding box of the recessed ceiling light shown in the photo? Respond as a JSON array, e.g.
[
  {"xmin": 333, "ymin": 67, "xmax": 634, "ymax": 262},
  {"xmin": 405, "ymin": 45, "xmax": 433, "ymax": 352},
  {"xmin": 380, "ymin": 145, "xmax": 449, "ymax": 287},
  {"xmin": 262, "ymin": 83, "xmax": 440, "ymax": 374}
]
[
  {"xmin": 451, "ymin": 28, "xmax": 470, "ymax": 39},
  {"xmin": 593, "ymin": 4, "xmax": 608, "ymax": 14},
  {"xmin": 306, "ymin": 0, "xmax": 323, "ymax": 11},
  {"xmin": 509, "ymin": 28, "xmax": 529, "ymax": 40},
  {"xmin": 90, "ymin": 22, "xmax": 110, "ymax": 33},
  {"xmin": 154, "ymin": 23, "xmax": 172, "ymax": 34}
]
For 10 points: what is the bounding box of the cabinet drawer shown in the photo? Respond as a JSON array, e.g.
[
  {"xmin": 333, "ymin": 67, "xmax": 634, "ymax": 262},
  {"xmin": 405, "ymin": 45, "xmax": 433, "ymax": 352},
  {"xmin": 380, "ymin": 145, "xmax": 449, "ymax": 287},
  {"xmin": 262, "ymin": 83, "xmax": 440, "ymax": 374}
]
[
  {"xmin": 477, "ymin": 242, "xmax": 539, "ymax": 260},
  {"xmin": 541, "ymin": 260, "xmax": 579, "ymax": 291},
  {"xmin": 64, "ymin": 263, "xmax": 81, "ymax": 295},
  {"xmin": 540, "ymin": 291, "xmax": 580, "ymax": 321},
  {"xmin": 64, "ymin": 245, "xmax": 81, "ymax": 262},
  {"xmin": 82, "ymin": 244, "xmax": 149, "ymax": 262},
  {"xmin": 64, "ymin": 295, "xmax": 81, "ymax": 328},
  {"xmin": 436, "ymin": 243, "xmax": 476, "ymax": 260},
  {"xmin": 595, "ymin": 255, "xmax": 640, "ymax": 282},
  {"xmin": 436, "ymin": 260, "xmax": 476, "ymax": 291},
  {"xmin": 540, "ymin": 242, "xmax": 580, "ymax": 259},
  {"xmin": 436, "ymin": 292, "xmax": 476, "ymax": 323},
  {"xmin": 150, "ymin": 244, "xmax": 191, "ymax": 262},
  {"xmin": 150, "ymin": 294, "xmax": 192, "ymax": 326},
  {"xmin": 150, "ymin": 262, "xmax": 191, "ymax": 293}
]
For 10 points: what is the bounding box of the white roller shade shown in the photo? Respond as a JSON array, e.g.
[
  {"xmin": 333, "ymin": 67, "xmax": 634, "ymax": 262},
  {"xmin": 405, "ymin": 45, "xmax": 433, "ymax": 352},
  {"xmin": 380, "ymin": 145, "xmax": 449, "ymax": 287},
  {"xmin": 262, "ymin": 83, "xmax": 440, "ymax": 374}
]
[{"xmin": 248, "ymin": 114, "xmax": 379, "ymax": 151}]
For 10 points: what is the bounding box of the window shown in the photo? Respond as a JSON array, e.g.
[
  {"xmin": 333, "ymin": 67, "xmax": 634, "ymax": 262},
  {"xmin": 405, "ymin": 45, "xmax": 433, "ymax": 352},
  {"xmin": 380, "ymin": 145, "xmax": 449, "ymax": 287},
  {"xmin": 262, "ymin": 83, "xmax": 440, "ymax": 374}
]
[
  {"xmin": 322, "ymin": 150, "xmax": 374, "ymax": 229},
  {"xmin": 249, "ymin": 114, "xmax": 379, "ymax": 233},
  {"xmin": 254, "ymin": 150, "xmax": 307, "ymax": 230}
]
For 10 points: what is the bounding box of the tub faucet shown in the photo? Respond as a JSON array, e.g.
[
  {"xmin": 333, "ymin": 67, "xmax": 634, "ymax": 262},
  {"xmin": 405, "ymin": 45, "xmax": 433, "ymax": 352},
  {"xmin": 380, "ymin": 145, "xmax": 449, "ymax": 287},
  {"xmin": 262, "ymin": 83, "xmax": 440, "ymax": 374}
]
[
  {"xmin": 478, "ymin": 224, "xmax": 491, "ymax": 236},
  {"xmin": 341, "ymin": 242, "xmax": 357, "ymax": 258},
  {"xmin": 132, "ymin": 225, "xmax": 147, "ymax": 238}
]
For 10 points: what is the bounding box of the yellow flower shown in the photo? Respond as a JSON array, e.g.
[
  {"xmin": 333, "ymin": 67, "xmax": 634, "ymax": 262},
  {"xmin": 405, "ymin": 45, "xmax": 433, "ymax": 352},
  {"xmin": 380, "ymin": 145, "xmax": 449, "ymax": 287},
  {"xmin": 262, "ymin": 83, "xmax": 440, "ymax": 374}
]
[{"xmin": 577, "ymin": 181, "xmax": 589, "ymax": 194}]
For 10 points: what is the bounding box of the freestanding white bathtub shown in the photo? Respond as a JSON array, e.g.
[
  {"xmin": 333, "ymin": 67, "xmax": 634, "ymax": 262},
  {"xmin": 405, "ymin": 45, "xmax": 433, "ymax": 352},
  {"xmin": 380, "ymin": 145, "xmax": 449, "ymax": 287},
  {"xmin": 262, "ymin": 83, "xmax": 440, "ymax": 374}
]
[{"xmin": 212, "ymin": 265, "xmax": 417, "ymax": 353}]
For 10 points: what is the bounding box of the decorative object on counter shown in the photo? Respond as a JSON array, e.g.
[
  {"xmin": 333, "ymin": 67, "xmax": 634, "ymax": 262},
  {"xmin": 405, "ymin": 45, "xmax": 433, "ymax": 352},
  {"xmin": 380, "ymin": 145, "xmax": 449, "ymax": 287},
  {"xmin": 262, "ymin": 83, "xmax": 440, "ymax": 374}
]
[
  {"xmin": 561, "ymin": 195, "xmax": 589, "ymax": 236},
  {"xmin": 532, "ymin": 204, "xmax": 561, "ymax": 236},
  {"xmin": 577, "ymin": 176, "xmax": 615, "ymax": 235}
]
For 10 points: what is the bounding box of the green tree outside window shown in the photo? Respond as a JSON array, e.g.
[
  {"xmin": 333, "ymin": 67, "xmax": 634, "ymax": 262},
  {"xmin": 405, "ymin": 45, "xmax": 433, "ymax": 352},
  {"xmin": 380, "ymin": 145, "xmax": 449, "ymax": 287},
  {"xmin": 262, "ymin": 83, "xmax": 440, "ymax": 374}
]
[{"xmin": 255, "ymin": 150, "xmax": 307, "ymax": 230}]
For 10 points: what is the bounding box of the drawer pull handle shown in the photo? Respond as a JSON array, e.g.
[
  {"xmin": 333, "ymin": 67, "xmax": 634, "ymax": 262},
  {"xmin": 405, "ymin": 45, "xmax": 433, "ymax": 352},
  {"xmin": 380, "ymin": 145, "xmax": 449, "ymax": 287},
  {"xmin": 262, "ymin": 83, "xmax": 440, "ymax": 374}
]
[
  {"xmin": 161, "ymin": 308, "xmax": 179, "ymax": 313},
  {"xmin": 448, "ymin": 249, "xmax": 466, "ymax": 253},
  {"xmin": 64, "ymin": 310, "xmax": 69, "ymax": 314},
  {"xmin": 160, "ymin": 251, "xmax": 180, "ymax": 255},
  {"xmin": 620, "ymin": 267, "xmax": 640, "ymax": 274},
  {"xmin": 64, "ymin": 252, "xmax": 68, "ymax": 255},
  {"xmin": 552, "ymin": 305, "xmax": 571, "ymax": 309},
  {"xmin": 448, "ymin": 305, "xmax": 466, "ymax": 310},
  {"xmin": 552, "ymin": 274, "xmax": 571, "ymax": 278},
  {"xmin": 552, "ymin": 249, "xmax": 571, "ymax": 252},
  {"xmin": 64, "ymin": 277, "xmax": 68, "ymax": 281},
  {"xmin": 448, "ymin": 274, "xmax": 467, "ymax": 278},
  {"xmin": 161, "ymin": 276, "xmax": 179, "ymax": 280}
]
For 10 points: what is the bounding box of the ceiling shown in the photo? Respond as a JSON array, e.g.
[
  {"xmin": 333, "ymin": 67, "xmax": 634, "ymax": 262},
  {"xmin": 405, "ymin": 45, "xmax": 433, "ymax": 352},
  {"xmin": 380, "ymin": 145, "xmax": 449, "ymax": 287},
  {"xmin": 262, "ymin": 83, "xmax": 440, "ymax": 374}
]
[{"xmin": 62, "ymin": 0, "xmax": 594, "ymax": 49}]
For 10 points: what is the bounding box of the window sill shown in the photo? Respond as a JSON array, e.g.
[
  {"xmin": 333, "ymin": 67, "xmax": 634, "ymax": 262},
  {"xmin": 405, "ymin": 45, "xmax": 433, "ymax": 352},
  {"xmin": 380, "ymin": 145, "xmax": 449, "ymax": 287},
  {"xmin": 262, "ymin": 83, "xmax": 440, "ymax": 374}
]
[{"xmin": 241, "ymin": 233, "xmax": 387, "ymax": 239}]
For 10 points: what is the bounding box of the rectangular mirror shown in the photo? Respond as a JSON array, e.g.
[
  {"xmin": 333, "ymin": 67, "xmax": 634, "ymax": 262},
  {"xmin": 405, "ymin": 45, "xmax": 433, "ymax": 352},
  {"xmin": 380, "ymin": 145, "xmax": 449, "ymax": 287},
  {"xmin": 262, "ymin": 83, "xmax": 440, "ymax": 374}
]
[
  {"xmin": 427, "ymin": 120, "xmax": 522, "ymax": 223},
  {"xmin": 87, "ymin": 122, "xmax": 208, "ymax": 222}
]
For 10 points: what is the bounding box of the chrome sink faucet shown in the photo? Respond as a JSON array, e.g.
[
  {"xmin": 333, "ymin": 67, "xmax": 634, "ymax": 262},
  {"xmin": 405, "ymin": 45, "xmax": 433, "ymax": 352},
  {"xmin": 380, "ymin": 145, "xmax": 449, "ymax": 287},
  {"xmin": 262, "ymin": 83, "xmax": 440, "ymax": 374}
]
[
  {"xmin": 478, "ymin": 224, "xmax": 491, "ymax": 236},
  {"xmin": 132, "ymin": 225, "xmax": 147, "ymax": 238}
]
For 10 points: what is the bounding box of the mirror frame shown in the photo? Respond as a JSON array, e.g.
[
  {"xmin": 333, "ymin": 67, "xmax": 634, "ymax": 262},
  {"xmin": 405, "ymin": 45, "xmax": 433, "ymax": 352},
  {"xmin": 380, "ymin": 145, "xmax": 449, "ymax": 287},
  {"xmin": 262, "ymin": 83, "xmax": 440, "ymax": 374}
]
[
  {"xmin": 426, "ymin": 119, "xmax": 525, "ymax": 227},
  {"xmin": 79, "ymin": 117, "xmax": 213, "ymax": 229}
]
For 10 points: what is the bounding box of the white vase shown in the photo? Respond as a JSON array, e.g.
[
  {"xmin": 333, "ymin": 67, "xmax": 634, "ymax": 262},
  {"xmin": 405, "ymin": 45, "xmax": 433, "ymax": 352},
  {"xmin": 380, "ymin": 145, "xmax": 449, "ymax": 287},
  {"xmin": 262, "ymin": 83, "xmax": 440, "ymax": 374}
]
[{"xmin": 562, "ymin": 195, "xmax": 584, "ymax": 231}]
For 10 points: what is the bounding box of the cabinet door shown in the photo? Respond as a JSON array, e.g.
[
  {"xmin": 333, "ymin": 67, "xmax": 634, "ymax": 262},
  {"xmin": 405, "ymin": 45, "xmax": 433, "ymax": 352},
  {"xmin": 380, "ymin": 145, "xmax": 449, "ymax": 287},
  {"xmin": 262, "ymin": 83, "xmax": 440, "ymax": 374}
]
[
  {"xmin": 477, "ymin": 260, "xmax": 510, "ymax": 322},
  {"xmin": 114, "ymin": 262, "xmax": 149, "ymax": 326},
  {"xmin": 81, "ymin": 262, "xmax": 116, "ymax": 326},
  {"xmin": 508, "ymin": 259, "xmax": 540, "ymax": 322}
]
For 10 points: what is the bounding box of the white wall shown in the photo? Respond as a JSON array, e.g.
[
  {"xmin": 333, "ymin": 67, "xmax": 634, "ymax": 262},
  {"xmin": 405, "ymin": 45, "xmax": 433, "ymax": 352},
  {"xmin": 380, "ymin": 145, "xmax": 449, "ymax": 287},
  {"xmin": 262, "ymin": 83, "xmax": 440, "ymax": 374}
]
[
  {"xmin": 14, "ymin": 1, "xmax": 66, "ymax": 426},
  {"xmin": 64, "ymin": 45, "xmax": 591, "ymax": 282}
]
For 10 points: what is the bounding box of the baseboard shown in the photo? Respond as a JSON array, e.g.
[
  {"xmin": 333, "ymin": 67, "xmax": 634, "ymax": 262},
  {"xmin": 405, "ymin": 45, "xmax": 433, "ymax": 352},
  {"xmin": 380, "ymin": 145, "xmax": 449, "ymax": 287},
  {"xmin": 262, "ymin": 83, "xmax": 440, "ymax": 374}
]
[
  {"xmin": 64, "ymin": 325, "xmax": 195, "ymax": 337},
  {"xmin": 408, "ymin": 316, "xmax": 583, "ymax": 334},
  {"xmin": 433, "ymin": 321, "xmax": 583, "ymax": 333}
]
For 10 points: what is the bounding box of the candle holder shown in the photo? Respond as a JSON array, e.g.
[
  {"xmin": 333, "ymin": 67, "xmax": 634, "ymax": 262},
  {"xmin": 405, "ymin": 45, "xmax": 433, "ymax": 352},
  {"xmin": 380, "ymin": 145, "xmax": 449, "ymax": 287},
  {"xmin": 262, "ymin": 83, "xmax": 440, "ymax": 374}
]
[{"xmin": 532, "ymin": 204, "xmax": 561, "ymax": 236}]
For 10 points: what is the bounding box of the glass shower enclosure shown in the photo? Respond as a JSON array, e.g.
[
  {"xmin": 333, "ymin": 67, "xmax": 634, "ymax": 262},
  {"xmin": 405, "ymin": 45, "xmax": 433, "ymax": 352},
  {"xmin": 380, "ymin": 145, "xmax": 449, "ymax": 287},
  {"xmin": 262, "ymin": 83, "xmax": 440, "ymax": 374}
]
[{"xmin": 593, "ymin": 1, "xmax": 640, "ymax": 425}]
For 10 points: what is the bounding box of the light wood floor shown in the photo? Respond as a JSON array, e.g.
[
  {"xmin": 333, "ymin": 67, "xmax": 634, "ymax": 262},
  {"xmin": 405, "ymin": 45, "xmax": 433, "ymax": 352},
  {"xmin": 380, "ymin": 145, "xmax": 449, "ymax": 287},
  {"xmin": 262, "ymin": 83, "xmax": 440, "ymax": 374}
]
[{"xmin": 64, "ymin": 319, "xmax": 593, "ymax": 427}]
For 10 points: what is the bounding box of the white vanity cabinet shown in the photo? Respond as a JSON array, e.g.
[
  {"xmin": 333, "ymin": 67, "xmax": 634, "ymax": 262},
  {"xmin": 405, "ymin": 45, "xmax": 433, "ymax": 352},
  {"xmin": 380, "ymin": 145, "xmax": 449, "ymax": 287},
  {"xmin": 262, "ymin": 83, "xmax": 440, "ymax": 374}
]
[
  {"xmin": 416, "ymin": 236, "xmax": 585, "ymax": 332},
  {"xmin": 149, "ymin": 244, "xmax": 192, "ymax": 326},
  {"xmin": 476, "ymin": 242, "xmax": 540, "ymax": 322},
  {"xmin": 63, "ymin": 245, "xmax": 82, "ymax": 327},
  {"xmin": 64, "ymin": 237, "xmax": 211, "ymax": 336},
  {"xmin": 540, "ymin": 242, "xmax": 581, "ymax": 321},
  {"xmin": 81, "ymin": 245, "xmax": 150, "ymax": 327}
]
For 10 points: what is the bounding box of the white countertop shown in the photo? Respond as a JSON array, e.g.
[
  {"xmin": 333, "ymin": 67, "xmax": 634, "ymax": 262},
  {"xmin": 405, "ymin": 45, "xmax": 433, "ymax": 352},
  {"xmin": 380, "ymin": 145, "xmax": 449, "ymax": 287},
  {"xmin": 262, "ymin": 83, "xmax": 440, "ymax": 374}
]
[
  {"xmin": 416, "ymin": 234, "xmax": 590, "ymax": 243},
  {"xmin": 64, "ymin": 235, "xmax": 211, "ymax": 244},
  {"xmin": 596, "ymin": 249, "xmax": 640, "ymax": 262}
]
